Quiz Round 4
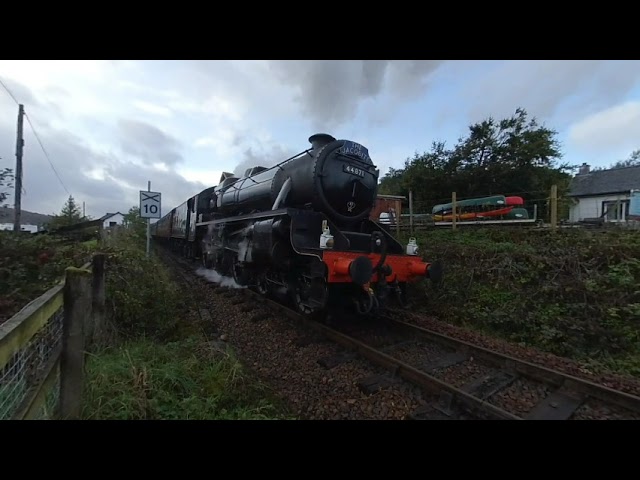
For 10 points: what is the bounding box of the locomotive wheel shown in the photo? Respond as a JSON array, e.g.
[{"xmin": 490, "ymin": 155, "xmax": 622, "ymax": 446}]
[
  {"xmin": 256, "ymin": 273, "xmax": 269, "ymax": 295},
  {"xmin": 220, "ymin": 252, "xmax": 234, "ymax": 276},
  {"xmin": 202, "ymin": 253, "xmax": 214, "ymax": 269},
  {"xmin": 232, "ymin": 261, "xmax": 249, "ymax": 286},
  {"xmin": 290, "ymin": 276, "xmax": 327, "ymax": 317}
]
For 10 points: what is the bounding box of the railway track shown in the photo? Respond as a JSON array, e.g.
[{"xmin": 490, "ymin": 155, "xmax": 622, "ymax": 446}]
[
  {"xmin": 330, "ymin": 314, "xmax": 640, "ymax": 420},
  {"xmin": 252, "ymin": 295, "xmax": 640, "ymax": 419},
  {"xmin": 160, "ymin": 247, "xmax": 640, "ymax": 420}
]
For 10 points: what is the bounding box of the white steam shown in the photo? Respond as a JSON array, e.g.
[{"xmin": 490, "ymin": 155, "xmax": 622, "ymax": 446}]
[{"xmin": 195, "ymin": 267, "xmax": 245, "ymax": 289}]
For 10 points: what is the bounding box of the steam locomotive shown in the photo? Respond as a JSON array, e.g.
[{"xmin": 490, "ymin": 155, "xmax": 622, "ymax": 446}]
[{"xmin": 152, "ymin": 134, "xmax": 442, "ymax": 316}]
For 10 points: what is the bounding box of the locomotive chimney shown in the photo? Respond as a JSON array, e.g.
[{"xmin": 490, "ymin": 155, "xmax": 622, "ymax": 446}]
[{"xmin": 309, "ymin": 133, "xmax": 336, "ymax": 155}]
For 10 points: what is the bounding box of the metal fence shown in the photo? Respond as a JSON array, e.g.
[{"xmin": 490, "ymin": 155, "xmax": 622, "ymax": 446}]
[
  {"xmin": 0, "ymin": 285, "xmax": 65, "ymax": 420},
  {"xmin": 0, "ymin": 257, "xmax": 100, "ymax": 421}
]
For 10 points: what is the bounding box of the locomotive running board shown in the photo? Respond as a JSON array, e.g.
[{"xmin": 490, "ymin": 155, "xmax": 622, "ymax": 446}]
[{"xmin": 195, "ymin": 208, "xmax": 292, "ymax": 227}]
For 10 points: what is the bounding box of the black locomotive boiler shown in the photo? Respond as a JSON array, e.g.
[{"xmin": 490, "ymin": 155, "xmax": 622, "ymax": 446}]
[{"xmin": 152, "ymin": 133, "xmax": 442, "ymax": 316}]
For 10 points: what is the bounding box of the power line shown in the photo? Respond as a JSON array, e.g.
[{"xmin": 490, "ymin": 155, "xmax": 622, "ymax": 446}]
[
  {"xmin": 0, "ymin": 75, "xmax": 71, "ymax": 197},
  {"xmin": 0, "ymin": 77, "xmax": 19, "ymax": 105},
  {"xmin": 23, "ymin": 112, "xmax": 70, "ymax": 196}
]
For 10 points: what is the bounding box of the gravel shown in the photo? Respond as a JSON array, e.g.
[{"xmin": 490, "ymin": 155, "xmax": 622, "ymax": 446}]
[
  {"xmin": 434, "ymin": 360, "xmax": 496, "ymax": 389},
  {"xmin": 488, "ymin": 379, "xmax": 550, "ymax": 417},
  {"xmin": 572, "ymin": 399, "xmax": 640, "ymax": 420},
  {"xmin": 381, "ymin": 341, "xmax": 448, "ymax": 369}
]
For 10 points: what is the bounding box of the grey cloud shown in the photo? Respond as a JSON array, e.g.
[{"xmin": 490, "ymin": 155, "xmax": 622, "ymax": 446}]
[
  {"xmin": 118, "ymin": 119, "xmax": 183, "ymax": 166},
  {"xmin": 105, "ymin": 161, "xmax": 207, "ymax": 217},
  {"xmin": 0, "ymin": 76, "xmax": 40, "ymax": 108},
  {"xmin": 0, "ymin": 78, "xmax": 65, "ymax": 133},
  {"xmin": 0, "ymin": 122, "xmax": 124, "ymax": 217},
  {"xmin": 268, "ymin": 60, "xmax": 444, "ymax": 127},
  {"xmin": 0, "ymin": 80, "xmax": 206, "ymax": 220},
  {"xmin": 463, "ymin": 60, "xmax": 640, "ymax": 126}
]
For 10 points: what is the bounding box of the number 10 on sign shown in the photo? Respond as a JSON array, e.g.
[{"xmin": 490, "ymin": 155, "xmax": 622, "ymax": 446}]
[{"xmin": 140, "ymin": 191, "xmax": 162, "ymax": 219}]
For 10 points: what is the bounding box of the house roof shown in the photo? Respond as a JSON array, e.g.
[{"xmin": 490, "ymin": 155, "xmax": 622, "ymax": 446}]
[
  {"xmin": 568, "ymin": 165, "xmax": 640, "ymax": 197},
  {"xmin": 100, "ymin": 212, "xmax": 124, "ymax": 221}
]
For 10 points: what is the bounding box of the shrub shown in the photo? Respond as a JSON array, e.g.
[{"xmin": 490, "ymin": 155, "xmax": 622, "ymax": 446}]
[
  {"xmin": 103, "ymin": 232, "xmax": 182, "ymax": 341},
  {"xmin": 402, "ymin": 227, "xmax": 640, "ymax": 369},
  {"xmin": 0, "ymin": 231, "xmax": 97, "ymax": 323}
]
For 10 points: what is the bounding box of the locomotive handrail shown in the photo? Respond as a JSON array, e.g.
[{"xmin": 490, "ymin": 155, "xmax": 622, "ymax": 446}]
[
  {"xmin": 272, "ymin": 177, "xmax": 292, "ymax": 210},
  {"xmin": 222, "ymin": 149, "xmax": 310, "ymax": 189}
]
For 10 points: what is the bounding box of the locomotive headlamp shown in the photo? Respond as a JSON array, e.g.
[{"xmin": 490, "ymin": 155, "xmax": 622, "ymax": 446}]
[
  {"xmin": 406, "ymin": 238, "xmax": 419, "ymax": 256},
  {"xmin": 320, "ymin": 220, "xmax": 334, "ymax": 249}
]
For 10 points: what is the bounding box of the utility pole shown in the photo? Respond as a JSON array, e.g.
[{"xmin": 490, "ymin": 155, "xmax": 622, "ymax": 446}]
[
  {"xmin": 83, "ymin": 201, "xmax": 86, "ymax": 219},
  {"xmin": 13, "ymin": 104, "xmax": 24, "ymax": 234}
]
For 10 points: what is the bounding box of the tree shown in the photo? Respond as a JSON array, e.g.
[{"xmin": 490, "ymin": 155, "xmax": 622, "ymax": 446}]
[
  {"xmin": 0, "ymin": 156, "xmax": 13, "ymax": 207},
  {"xmin": 590, "ymin": 149, "xmax": 640, "ymax": 172},
  {"xmin": 123, "ymin": 206, "xmax": 147, "ymax": 239},
  {"xmin": 47, "ymin": 195, "xmax": 83, "ymax": 229},
  {"xmin": 378, "ymin": 108, "xmax": 571, "ymax": 215},
  {"xmin": 610, "ymin": 149, "xmax": 640, "ymax": 169}
]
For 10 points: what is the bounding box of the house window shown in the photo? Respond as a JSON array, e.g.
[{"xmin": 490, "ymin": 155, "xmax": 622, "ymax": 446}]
[
  {"xmin": 109, "ymin": 221, "xmax": 117, "ymax": 227},
  {"xmin": 602, "ymin": 200, "xmax": 630, "ymax": 221}
]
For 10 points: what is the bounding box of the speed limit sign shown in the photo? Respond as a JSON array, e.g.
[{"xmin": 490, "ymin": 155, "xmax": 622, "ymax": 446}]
[{"xmin": 140, "ymin": 191, "xmax": 162, "ymax": 219}]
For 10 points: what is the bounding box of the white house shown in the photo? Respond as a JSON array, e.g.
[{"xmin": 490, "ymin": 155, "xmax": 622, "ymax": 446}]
[
  {"xmin": 0, "ymin": 223, "xmax": 39, "ymax": 233},
  {"xmin": 568, "ymin": 163, "xmax": 640, "ymax": 223},
  {"xmin": 100, "ymin": 212, "xmax": 125, "ymax": 228}
]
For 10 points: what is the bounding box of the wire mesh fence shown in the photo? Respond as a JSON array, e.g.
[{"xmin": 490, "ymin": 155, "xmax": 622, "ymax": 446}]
[{"xmin": 0, "ymin": 303, "xmax": 64, "ymax": 420}]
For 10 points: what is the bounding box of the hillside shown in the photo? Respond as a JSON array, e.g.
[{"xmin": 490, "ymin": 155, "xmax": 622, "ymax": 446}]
[{"xmin": 0, "ymin": 207, "xmax": 53, "ymax": 226}]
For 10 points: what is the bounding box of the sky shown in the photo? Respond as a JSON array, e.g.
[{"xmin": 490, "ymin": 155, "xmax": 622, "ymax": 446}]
[{"xmin": 1, "ymin": 60, "xmax": 639, "ymax": 220}]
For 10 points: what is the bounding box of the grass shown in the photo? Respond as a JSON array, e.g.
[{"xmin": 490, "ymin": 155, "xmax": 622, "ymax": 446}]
[
  {"xmin": 82, "ymin": 337, "xmax": 292, "ymax": 420},
  {"xmin": 81, "ymin": 231, "xmax": 293, "ymax": 420}
]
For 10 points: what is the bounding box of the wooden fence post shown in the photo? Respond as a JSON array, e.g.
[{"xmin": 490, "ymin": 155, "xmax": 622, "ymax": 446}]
[
  {"xmin": 550, "ymin": 184, "xmax": 558, "ymax": 230},
  {"xmin": 452, "ymin": 192, "xmax": 457, "ymax": 230},
  {"xmin": 409, "ymin": 190, "xmax": 414, "ymax": 235},
  {"xmin": 92, "ymin": 253, "xmax": 106, "ymax": 345},
  {"xmin": 395, "ymin": 199, "xmax": 400, "ymax": 237},
  {"xmin": 59, "ymin": 267, "xmax": 92, "ymax": 420}
]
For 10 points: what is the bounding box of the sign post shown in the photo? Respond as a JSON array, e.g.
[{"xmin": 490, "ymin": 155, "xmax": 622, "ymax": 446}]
[{"xmin": 139, "ymin": 182, "xmax": 161, "ymax": 257}]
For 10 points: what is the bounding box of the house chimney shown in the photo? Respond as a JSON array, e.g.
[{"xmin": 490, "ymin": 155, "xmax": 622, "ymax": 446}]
[{"xmin": 579, "ymin": 163, "xmax": 590, "ymax": 175}]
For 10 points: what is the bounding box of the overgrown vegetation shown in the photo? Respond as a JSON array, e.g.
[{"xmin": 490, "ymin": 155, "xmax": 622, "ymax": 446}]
[
  {"xmin": 0, "ymin": 195, "xmax": 103, "ymax": 324},
  {"xmin": 0, "ymin": 232, "xmax": 97, "ymax": 323},
  {"xmin": 82, "ymin": 219, "xmax": 290, "ymax": 420},
  {"xmin": 405, "ymin": 227, "xmax": 640, "ymax": 376},
  {"xmin": 103, "ymin": 233, "xmax": 183, "ymax": 341}
]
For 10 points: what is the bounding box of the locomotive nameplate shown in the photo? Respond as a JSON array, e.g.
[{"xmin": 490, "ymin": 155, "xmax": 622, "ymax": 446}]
[
  {"xmin": 339, "ymin": 140, "xmax": 371, "ymax": 163},
  {"xmin": 343, "ymin": 164, "xmax": 365, "ymax": 178}
]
